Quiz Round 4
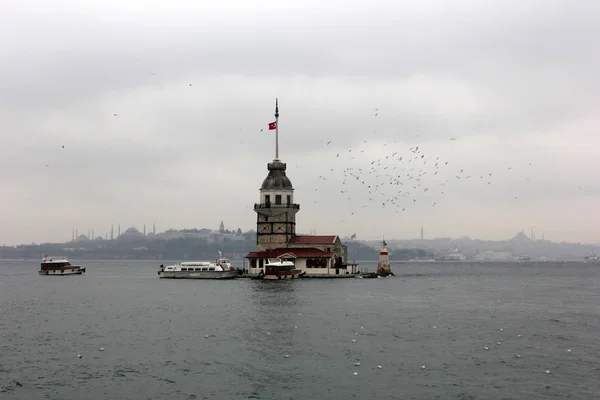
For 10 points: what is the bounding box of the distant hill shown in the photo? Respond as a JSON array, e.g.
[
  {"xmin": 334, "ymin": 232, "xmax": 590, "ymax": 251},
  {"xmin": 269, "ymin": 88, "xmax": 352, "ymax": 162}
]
[
  {"xmin": 0, "ymin": 229, "xmax": 422, "ymax": 262},
  {"xmin": 364, "ymin": 232, "xmax": 596, "ymax": 261},
  {"xmin": 0, "ymin": 229, "xmax": 257, "ymax": 261}
]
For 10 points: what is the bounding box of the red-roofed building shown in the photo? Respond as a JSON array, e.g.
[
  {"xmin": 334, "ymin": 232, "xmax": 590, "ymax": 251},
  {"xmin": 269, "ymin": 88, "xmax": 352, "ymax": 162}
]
[
  {"xmin": 245, "ymin": 122, "xmax": 356, "ymax": 277},
  {"xmin": 246, "ymin": 234, "xmax": 353, "ymax": 276},
  {"xmin": 288, "ymin": 235, "xmax": 337, "ymax": 245}
]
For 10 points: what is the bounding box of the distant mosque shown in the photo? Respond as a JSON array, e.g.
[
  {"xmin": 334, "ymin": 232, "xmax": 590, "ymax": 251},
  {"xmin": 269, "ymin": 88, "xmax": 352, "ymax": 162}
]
[{"xmin": 245, "ymin": 100, "xmax": 357, "ymax": 276}]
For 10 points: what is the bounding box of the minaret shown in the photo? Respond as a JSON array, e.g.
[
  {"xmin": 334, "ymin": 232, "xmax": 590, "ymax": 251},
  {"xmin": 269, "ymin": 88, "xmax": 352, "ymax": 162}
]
[
  {"xmin": 420, "ymin": 225, "xmax": 424, "ymax": 240},
  {"xmin": 110, "ymin": 225, "xmax": 114, "ymax": 240},
  {"xmin": 254, "ymin": 99, "xmax": 300, "ymax": 251},
  {"xmin": 376, "ymin": 239, "xmax": 392, "ymax": 276}
]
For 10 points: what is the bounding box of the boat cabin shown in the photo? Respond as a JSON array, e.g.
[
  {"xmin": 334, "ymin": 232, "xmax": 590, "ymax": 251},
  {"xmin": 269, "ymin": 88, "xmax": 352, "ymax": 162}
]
[
  {"xmin": 162, "ymin": 261, "xmax": 225, "ymax": 272},
  {"xmin": 40, "ymin": 258, "xmax": 72, "ymax": 270},
  {"xmin": 264, "ymin": 260, "xmax": 296, "ymax": 275}
]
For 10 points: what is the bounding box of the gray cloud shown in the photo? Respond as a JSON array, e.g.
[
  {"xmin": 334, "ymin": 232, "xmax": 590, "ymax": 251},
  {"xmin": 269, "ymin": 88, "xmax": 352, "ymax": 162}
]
[{"xmin": 1, "ymin": 0, "xmax": 599, "ymax": 244}]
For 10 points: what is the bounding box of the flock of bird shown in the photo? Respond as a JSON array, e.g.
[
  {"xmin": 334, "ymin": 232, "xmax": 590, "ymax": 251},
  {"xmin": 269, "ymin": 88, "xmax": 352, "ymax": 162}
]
[
  {"xmin": 43, "ymin": 101, "xmax": 586, "ymax": 222},
  {"xmin": 307, "ymin": 134, "xmax": 535, "ymax": 220}
]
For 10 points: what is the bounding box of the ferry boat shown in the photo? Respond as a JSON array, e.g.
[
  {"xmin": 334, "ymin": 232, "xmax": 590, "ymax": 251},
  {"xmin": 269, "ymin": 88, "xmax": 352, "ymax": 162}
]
[
  {"xmin": 39, "ymin": 256, "xmax": 86, "ymax": 275},
  {"xmin": 252, "ymin": 259, "xmax": 305, "ymax": 280},
  {"xmin": 158, "ymin": 251, "xmax": 241, "ymax": 279},
  {"xmin": 407, "ymin": 257, "xmax": 436, "ymax": 263}
]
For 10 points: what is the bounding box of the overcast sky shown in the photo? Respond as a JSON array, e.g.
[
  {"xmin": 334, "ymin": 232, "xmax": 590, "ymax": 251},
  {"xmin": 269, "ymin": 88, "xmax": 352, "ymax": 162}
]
[{"xmin": 1, "ymin": 0, "xmax": 599, "ymax": 245}]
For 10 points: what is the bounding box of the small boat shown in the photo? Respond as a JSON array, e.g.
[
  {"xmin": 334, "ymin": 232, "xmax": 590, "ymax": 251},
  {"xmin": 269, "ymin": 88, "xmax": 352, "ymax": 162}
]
[
  {"xmin": 39, "ymin": 256, "xmax": 86, "ymax": 275},
  {"xmin": 158, "ymin": 251, "xmax": 241, "ymax": 279},
  {"xmin": 252, "ymin": 259, "xmax": 305, "ymax": 280}
]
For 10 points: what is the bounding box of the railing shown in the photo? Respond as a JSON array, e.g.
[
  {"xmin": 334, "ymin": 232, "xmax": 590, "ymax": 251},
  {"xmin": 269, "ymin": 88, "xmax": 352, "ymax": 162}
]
[{"xmin": 254, "ymin": 203, "xmax": 300, "ymax": 210}]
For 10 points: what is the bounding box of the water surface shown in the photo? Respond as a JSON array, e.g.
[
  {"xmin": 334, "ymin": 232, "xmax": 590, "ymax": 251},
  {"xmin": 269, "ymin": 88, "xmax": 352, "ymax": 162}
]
[{"xmin": 1, "ymin": 260, "xmax": 598, "ymax": 399}]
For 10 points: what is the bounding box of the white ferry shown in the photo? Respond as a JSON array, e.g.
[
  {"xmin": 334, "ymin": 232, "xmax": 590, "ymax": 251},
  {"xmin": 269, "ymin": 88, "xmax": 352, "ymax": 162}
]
[
  {"xmin": 408, "ymin": 257, "xmax": 436, "ymax": 263},
  {"xmin": 252, "ymin": 259, "xmax": 305, "ymax": 280},
  {"xmin": 39, "ymin": 256, "xmax": 86, "ymax": 275},
  {"xmin": 158, "ymin": 251, "xmax": 241, "ymax": 279}
]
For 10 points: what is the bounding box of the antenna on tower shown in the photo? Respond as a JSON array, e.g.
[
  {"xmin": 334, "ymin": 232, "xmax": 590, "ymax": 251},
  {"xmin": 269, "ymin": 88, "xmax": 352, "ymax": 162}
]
[{"xmin": 275, "ymin": 98, "xmax": 279, "ymax": 160}]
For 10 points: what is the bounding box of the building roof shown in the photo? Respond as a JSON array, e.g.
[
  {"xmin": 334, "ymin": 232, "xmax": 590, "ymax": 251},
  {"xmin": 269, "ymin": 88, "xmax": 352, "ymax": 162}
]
[
  {"xmin": 246, "ymin": 247, "xmax": 334, "ymax": 259},
  {"xmin": 261, "ymin": 160, "xmax": 294, "ymax": 190},
  {"xmin": 288, "ymin": 235, "xmax": 338, "ymax": 245}
]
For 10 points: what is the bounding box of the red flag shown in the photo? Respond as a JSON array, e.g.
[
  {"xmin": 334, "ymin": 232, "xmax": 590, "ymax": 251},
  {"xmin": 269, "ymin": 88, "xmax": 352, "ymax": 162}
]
[
  {"xmin": 268, "ymin": 121, "xmax": 277, "ymax": 130},
  {"xmin": 351, "ymin": 233, "xmax": 356, "ymax": 239}
]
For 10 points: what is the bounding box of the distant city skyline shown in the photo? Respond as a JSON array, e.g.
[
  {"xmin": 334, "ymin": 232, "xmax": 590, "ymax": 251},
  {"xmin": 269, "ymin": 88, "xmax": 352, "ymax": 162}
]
[{"xmin": 3, "ymin": 222, "xmax": 596, "ymax": 247}]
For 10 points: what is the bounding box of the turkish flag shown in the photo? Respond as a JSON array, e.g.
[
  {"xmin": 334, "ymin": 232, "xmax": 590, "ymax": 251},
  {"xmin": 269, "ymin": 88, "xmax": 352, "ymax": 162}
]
[{"xmin": 268, "ymin": 121, "xmax": 277, "ymax": 130}]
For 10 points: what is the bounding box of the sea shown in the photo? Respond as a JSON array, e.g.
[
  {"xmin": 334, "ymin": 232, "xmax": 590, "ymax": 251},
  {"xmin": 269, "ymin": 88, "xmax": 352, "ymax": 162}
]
[{"xmin": 0, "ymin": 259, "xmax": 598, "ymax": 400}]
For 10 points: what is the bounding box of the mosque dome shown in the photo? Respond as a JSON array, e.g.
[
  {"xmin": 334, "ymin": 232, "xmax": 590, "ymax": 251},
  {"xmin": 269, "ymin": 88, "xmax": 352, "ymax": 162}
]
[{"xmin": 261, "ymin": 160, "xmax": 293, "ymax": 190}]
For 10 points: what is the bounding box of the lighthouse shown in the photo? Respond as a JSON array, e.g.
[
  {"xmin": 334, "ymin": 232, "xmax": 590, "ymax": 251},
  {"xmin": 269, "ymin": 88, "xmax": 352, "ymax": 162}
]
[
  {"xmin": 245, "ymin": 99, "xmax": 354, "ymax": 277},
  {"xmin": 376, "ymin": 240, "xmax": 393, "ymax": 276}
]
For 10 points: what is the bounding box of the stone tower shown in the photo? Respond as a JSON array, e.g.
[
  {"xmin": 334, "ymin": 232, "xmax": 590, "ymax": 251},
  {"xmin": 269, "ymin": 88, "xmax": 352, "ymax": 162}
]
[
  {"xmin": 254, "ymin": 99, "xmax": 300, "ymax": 251},
  {"xmin": 254, "ymin": 160, "xmax": 299, "ymax": 251}
]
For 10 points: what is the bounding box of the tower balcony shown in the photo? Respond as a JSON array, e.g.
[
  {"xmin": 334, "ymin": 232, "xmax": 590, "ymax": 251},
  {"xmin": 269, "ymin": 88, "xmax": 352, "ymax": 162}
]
[
  {"xmin": 254, "ymin": 203, "xmax": 300, "ymax": 211},
  {"xmin": 254, "ymin": 202, "xmax": 300, "ymax": 217}
]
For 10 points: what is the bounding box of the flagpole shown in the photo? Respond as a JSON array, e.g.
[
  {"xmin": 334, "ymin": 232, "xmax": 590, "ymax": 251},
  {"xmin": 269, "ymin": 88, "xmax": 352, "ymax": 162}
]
[{"xmin": 275, "ymin": 98, "xmax": 279, "ymax": 160}]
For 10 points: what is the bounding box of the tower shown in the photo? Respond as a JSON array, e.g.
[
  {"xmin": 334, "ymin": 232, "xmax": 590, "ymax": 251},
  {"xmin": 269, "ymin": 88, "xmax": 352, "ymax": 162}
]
[
  {"xmin": 118, "ymin": 224, "xmax": 121, "ymax": 237},
  {"xmin": 144, "ymin": 224, "xmax": 146, "ymax": 236},
  {"xmin": 219, "ymin": 221, "xmax": 225, "ymax": 233},
  {"xmin": 254, "ymin": 99, "xmax": 300, "ymax": 251},
  {"xmin": 420, "ymin": 225, "xmax": 424, "ymax": 240},
  {"xmin": 376, "ymin": 239, "xmax": 392, "ymax": 276},
  {"xmin": 111, "ymin": 225, "xmax": 114, "ymax": 240},
  {"xmin": 153, "ymin": 223, "xmax": 156, "ymax": 235}
]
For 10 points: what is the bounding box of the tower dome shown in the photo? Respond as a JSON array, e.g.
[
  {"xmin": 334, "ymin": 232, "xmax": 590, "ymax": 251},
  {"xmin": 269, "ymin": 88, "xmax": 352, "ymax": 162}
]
[{"xmin": 260, "ymin": 160, "xmax": 293, "ymax": 190}]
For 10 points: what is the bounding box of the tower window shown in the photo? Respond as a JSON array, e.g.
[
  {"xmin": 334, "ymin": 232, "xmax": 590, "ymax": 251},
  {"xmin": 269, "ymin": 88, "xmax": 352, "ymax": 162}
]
[
  {"xmin": 275, "ymin": 195, "xmax": 282, "ymax": 205},
  {"xmin": 265, "ymin": 195, "xmax": 270, "ymax": 204},
  {"xmin": 287, "ymin": 195, "xmax": 291, "ymax": 204}
]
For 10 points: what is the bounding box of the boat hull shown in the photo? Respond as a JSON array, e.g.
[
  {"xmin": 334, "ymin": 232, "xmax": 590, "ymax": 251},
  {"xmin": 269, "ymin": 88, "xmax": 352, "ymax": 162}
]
[
  {"xmin": 252, "ymin": 270, "xmax": 305, "ymax": 280},
  {"xmin": 159, "ymin": 270, "xmax": 240, "ymax": 279},
  {"xmin": 39, "ymin": 268, "xmax": 85, "ymax": 275}
]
